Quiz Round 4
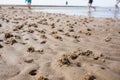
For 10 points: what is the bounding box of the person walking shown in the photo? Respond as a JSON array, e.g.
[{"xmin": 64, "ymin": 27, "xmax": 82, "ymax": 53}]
[
  {"xmin": 115, "ymin": 0, "xmax": 120, "ymax": 10},
  {"xmin": 88, "ymin": 0, "xmax": 96, "ymax": 12},
  {"xmin": 25, "ymin": 0, "xmax": 32, "ymax": 9},
  {"xmin": 66, "ymin": 1, "xmax": 68, "ymax": 6}
]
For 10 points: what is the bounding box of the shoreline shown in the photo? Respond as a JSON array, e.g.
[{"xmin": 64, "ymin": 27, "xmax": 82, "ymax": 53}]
[
  {"xmin": 1, "ymin": 6, "xmax": 119, "ymax": 19},
  {"xmin": 0, "ymin": 4, "xmax": 113, "ymax": 8},
  {"xmin": 1, "ymin": 5, "xmax": 120, "ymax": 19}
]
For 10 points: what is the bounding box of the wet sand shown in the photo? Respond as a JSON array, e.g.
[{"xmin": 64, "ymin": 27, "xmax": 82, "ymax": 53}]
[
  {"xmin": 32, "ymin": 6, "xmax": 120, "ymax": 19},
  {"xmin": 0, "ymin": 6, "xmax": 120, "ymax": 80}
]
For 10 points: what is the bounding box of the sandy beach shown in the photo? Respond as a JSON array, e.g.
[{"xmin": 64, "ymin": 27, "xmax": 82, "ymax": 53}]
[{"xmin": 0, "ymin": 6, "xmax": 120, "ymax": 80}]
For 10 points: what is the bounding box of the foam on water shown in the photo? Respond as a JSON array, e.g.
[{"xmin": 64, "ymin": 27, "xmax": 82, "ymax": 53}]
[{"xmin": 32, "ymin": 7, "xmax": 120, "ymax": 19}]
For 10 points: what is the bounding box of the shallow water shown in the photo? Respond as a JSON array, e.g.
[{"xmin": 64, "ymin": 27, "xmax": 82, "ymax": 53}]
[{"xmin": 32, "ymin": 7, "xmax": 120, "ymax": 19}]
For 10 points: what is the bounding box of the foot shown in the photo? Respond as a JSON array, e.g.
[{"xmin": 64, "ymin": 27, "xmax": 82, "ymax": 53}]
[
  {"xmin": 94, "ymin": 7, "xmax": 96, "ymax": 11},
  {"xmin": 115, "ymin": 4, "xmax": 118, "ymax": 9},
  {"xmin": 88, "ymin": 10, "xmax": 91, "ymax": 13},
  {"xmin": 93, "ymin": 7, "xmax": 96, "ymax": 11}
]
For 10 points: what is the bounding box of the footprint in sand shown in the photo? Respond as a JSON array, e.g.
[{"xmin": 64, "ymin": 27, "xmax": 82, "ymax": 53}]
[
  {"xmin": 78, "ymin": 30, "xmax": 83, "ymax": 34},
  {"xmin": 27, "ymin": 46, "xmax": 44, "ymax": 54},
  {"xmin": 1, "ymin": 47, "xmax": 25, "ymax": 65},
  {"xmin": 4, "ymin": 38, "xmax": 17, "ymax": 45},
  {"xmin": 13, "ymin": 25, "xmax": 23, "ymax": 31},
  {"xmin": 50, "ymin": 23, "xmax": 55, "ymax": 29},
  {"xmin": 104, "ymin": 37, "xmax": 112, "ymax": 42},
  {"xmin": 67, "ymin": 24, "xmax": 74, "ymax": 28},
  {"xmin": 82, "ymin": 71, "xmax": 96, "ymax": 80},
  {"xmin": 50, "ymin": 31, "xmax": 57, "ymax": 35},
  {"xmin": 85, "ymin": 32, "xmax": 92, "ymax": 36},
  {"xmin": 35, "ymin": 75, "xmax": 49, "ymax": 80},
  {"xmin": 0, "ymin": 24, "xmax": 2, "ymax": 27},
  {"xmin": 0, "ymin": 39, "xmax": 3, "ymax": 42},
  {"xmin": 72, "ymin": 35, "xmax": 80, "ymax": 39},
  {"xmin": 40, "ymin": 34, "xmax": 47, "ymax": 39},
  {"xmin": 69, "ymin": 29, "xmax": 74, "ymax": 32},
  {"xmin": 24, "ymin": 58, "xmax": 34, "ymax": 63},
  {"xmin": 28, "ymin": 23, "xmax": 38, "ymax": 28},
  {"xmin": 40, "ymin": 40, "xmax": 47, "ymax": 44},
  {"xmin": 27, "ymin": 46, "xmax": 35, "ymax": 53},
  {"xmin": 8, "ymin": 64, "xmax": 39, "ymax": 80},
  {"xmin": 51, "ymin": 34, "xmax": 63, "ymax": 41},
  {"xmin": 56, "ymin": 19, "xmax": 60, "ymax": 22},
  {"xmin": 27, "ymin": 29, "xmax": 34, "ymax": 33},
  {"xmin": 64, "ymin": 33, "xmax": 71, "ymax": 37},
  {"xmin": 38, "ymin": 19, "xmax": 48, "ymax": 25},
  {"xmin": 58, "ymin": 29, "xmax": 64, "ymax": 32},
  {"xmin": 0, "ymin": 64, "xmax": 20, "ymax": 80},
  {"xmin": 73, "ymin": 39, "xmax": 80, "ymax": 43},
  {"xmin": 5, "ymin": 19, "xmax": 10, "ymax": 23},
  {"xmin": 14, "ymin": 35, "xmax": 21, "ymax": 39},
  {"xmin": 8, "ymin": 6, "xmax": 14, "ymax": 9},
  {"xmin": 4, "ymin": 33, "xmax": 13, "ymax": 39},
  {"xmin": 87, "ymin": 28, "xmax": 92, "ymax": 31},
  {"xmin": 0, "ymin": 44, "xmax": 3, "ymax": 48},
  {"xmin": 36, "ymin": 30, "xmax": 46, "ymax": 34}
]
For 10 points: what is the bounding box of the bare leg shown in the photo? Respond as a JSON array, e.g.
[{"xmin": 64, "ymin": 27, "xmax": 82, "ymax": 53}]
[
  {"xmin": 88, "ymin": 3, "xmax": 92, "ymax": 12},
  {"xmin": 115, "ymin": 4, "xmax": 118, "ymax": 9},
  {"xmin": 115, "ymin": 1, "xmax": 120, "ymax": 10},
  {"xmin": 88, "ymin": 3, "xmax": 96, "ymax": 12},
  {"xmin": 27, "ymin": 3, "xmax": 31, "ymax": 9},
  {"xmin": 92, "ymin": 6, "xmax": 96, "ymax": 11}
]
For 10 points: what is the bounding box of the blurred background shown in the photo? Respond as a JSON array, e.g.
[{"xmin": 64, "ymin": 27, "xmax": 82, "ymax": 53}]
[{"xmin": 0, "ymin": 0, "xmax": 118, "ymax": 7}]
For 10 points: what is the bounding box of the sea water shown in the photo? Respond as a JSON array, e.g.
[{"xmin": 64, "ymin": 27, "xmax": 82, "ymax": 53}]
[{"xmin": 32, "ymin": 6, "xmax": 120, "ymax": 19}]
